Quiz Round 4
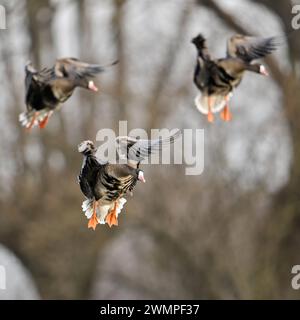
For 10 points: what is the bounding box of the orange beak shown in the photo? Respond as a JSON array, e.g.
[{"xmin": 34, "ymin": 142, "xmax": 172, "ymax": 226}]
[
  {"xmin": 260, "ymin": 65, "xmax": 269, "ymax": 76},
  {"xmin": 138, "ymin": 171, "xmax": 146, "ymax": 183},
  {"xmin": 88, "ymin": 80, "xmax": 98, "ymax": 92}
]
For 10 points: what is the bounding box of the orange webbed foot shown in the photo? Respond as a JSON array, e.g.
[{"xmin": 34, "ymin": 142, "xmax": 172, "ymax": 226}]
[
  {"xmin": 207, "ymin": 97, "xmax": 214, "ymax": 123},
  {"xmin": 88, "ymin": 201, "xmax": 99, "ymax": 231},
  {"xmin": 26, "ymin": 112, "xmax": 38, "ymax": 132},
  {"xmin": 207, "ymin": 112, "xmax": 214, "ymax": 123},
  {"xmin": 220, "ymin": 106, "xmax": 232, "ymax": 122},
  {"xmin": 88, "ymin": 214, "xmax": 99, "ymax": 230},
  {"xmin": 105, "ymin": 202, "xmax": 118, "ymax": 228},
  {"xmin": 39, "ymin": 115, "xmax": 49, "ymax": 129}
]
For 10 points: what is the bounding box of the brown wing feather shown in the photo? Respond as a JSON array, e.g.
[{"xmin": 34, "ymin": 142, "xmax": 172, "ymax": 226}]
[
  {"xmin": 54, "ymin": 58, "xmax": 117, "ymax": 79},
  {"xmin": 227, "ymin": 35, "xmax": 279, "ymax": 62}
]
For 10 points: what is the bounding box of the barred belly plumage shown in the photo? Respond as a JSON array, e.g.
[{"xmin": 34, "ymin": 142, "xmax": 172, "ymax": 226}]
[{"xmin": 101, "ymin": 172, "xmax": 137, "ymax": 202}]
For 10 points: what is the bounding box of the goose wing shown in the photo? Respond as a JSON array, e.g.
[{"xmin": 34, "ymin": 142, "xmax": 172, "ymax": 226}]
[
  {"xmin": 54, "ymin": 58, "xmax": 117, "ymax": 79},
  {"xmin": 227, "ymin": 34, "xmax": 278, "ymax": 62},
  {"xmin": 115, "ymin": 130, "xmax": 181, "ymax": 167}
]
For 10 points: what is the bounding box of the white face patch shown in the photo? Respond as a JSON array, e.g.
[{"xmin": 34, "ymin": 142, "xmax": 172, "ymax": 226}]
[{"xmin": 78, "ymin": 140, "xmax": 94, "ymax": 153}]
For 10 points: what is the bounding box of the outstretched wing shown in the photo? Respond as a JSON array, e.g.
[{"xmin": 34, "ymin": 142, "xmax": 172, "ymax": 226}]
[
  {"xmin": 116, "ymin": 130, "xmax": 181, "ymax": 166},
  {"xmin": 227, "ymin": 34, "xmax": 279, "ymax": 62},
  {"xmin": 54, "ymin": 58, "xmax": 118, "ymax": 79}
]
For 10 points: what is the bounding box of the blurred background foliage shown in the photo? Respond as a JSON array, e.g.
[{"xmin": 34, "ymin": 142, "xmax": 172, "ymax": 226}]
[{"xmin": 0, "ymin": 0, "xmax": 299, "ymax": 299}]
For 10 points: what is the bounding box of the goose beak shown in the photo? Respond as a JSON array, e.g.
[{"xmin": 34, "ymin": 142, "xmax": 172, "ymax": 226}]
[
  {"xmin": 138, "ymin": 171, "xmax": 146, "ymax": 183},
  {"xmin": 259, "ymin": 65, "xmax": 269, "ymax": 76},
  {"xmin": 88, "ymin": 80, "xmax": 98, "ymax": 92}
]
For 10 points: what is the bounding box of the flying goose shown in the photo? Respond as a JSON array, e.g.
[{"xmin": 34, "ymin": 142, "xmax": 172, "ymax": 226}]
[
  {"xmin": 19, "ymin": 58, "xmax": 118, "ymax": 130},
  {"xmin": 192, "ymin": 33, "xmax": 278, "ymax": 122},
  {"xmin": 77, "ymin": 131, "xmax": 180, "ymax": 230}
]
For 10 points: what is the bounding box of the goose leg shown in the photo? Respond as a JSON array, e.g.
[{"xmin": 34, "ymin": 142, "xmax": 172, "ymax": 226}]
[
  {"xmin": 207, "ymin": 97, "xmax": 214, "ymax": 123},
  {"xmin": 26, "ymin": 112, "xmax": 39, "ymax": 131},
  {"xmin": 105, "ymin": 202, "xmax": 118, "ymax": 228},
  {"xmin": 38, "ymin": 111, "xmax": 53, "ymax": 129},
  {"xmin": 220, "ymin": 95, "xmax": 232, "ymax": 122},
  {"xmin": 88, "ymin": 201, "xmax": 99, "ymax": 230}
]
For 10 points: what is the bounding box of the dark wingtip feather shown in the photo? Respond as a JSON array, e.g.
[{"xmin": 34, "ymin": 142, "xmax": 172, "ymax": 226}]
[
  {"xmin": 258, "ymin": 37, "xmax": 279, "ymax": 56},
  {"xmin": 85, "ymin": 60, "xmax": 119, "ymax": 76},
  {"xmin": 270, "ymin": 35, "xmax": 286, "ymax": 48},
  {"xmin": 157, "ymin": 129, "xmax": 182, "ymax": 147},
  {"xmin": 265, "ymin": 36, "xmax": 281, "ymax": 50},
  {"xmin": 87, "ymin": 65, "xmax": 106, "ymax": 75},
  {"xmin": 110, "ymin": 59, "xmax": 119, "ymax": 66},
  {"xmin": 168, "ymin": 129, "xmax": 182, "ymax": 143}
]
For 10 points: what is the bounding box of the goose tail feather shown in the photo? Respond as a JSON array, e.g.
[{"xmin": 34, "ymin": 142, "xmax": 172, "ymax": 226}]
[
  {"xmin": 19, "ymin": 109, "xmax": 50, "ymax": 129},
  {"xmin": 194, "ymin": 94, "xmax": 228, "ymax": 115}
]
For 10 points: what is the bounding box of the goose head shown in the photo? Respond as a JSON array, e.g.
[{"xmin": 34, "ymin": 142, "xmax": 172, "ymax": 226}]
[{"xmin": 78, "ymin": 140, "xmax": 95, "ymax": 155}]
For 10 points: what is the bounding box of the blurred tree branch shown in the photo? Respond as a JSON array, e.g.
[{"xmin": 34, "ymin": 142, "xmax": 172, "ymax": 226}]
[
  {"xmin": 112, "ymin": 0, "xmax": 127, "ymax": 123},
  {"xmin": 146, "ymin": 2, "xmax": 193, "ymax": 129}
]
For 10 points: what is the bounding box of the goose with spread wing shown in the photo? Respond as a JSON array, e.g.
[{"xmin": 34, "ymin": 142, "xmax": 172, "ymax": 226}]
[
  {"xmin": 77, "ymin": 131, "xmax": 180, "ymax": 230},
  {"xmin": 19, "ymin": 58, "xmax": 118, "ymax": 130},
  {"xmin": 192, "ymin": 33, "xmax": 278, "ymax": 122}
]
